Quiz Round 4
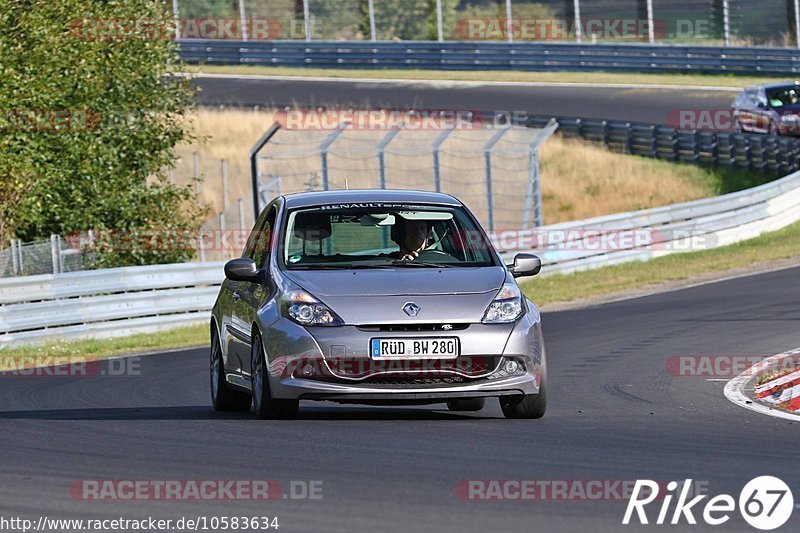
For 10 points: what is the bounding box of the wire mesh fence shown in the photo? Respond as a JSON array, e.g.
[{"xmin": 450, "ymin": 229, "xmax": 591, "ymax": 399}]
[
  {"xmin": 172, "ymin": 0, "xmax": 800, "ymax": 47},
  {"xmin": 252, "ymin": 118, "xmax": 558, "ymax": 233},
  {"xmin": 0, "ymin": 236, "xmax": 88, "ymax": 279}
]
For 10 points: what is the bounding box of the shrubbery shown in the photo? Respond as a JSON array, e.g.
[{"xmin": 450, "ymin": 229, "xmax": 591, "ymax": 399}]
[{"xmin": 0, "ymin": 0, "xmax": 204, "ymax": 266}]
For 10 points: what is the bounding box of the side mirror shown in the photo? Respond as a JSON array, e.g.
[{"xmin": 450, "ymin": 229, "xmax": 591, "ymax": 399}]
[
  {"xmin": 757, "ymin": 101, "xmax": 767, "ymax": 110},
  {"xmin": 224, "ymin": 258, "xmax": 261, "ymax": 283},
  {"xmin": 507, "ymin": 253, "xmax": 542, "ymax": 278}
]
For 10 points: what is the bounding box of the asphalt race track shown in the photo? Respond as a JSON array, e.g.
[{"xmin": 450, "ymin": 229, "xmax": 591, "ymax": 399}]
[
  {"xmin": 193, "ymin": 75, "xmax": 737, "ymax": 125},
  {"xmin": 2, "ymin": 265, "xmax": 798, "ymax": 532}
]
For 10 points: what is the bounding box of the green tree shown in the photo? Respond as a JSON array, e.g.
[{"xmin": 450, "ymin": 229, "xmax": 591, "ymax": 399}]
[
  {"xmin": 366, "ymin": 0, "xmax": 438, "ymax": 41},
  {"xmin": 446, "ymin": 1, "xmax": 556, "ymax": 40},
  {"xmin": 308, "ymin": 0, "xmax": 365, "ymax": 39},
  {"xmin": 179, "ymin": 0, "xmax": 239, "ymax": 19},
  {"xmin": 0, "ymin": 0, "xmax": 204, "ymax": 266}
]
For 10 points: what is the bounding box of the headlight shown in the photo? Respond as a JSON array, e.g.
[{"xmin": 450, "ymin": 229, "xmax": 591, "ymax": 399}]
[
  {"xmin": 283, "ymin": 289, "xmax": 343, "ymax": 326},
  {"xmin": 481, "ymin": 282, "xmax": 524, "ymax": 324}
]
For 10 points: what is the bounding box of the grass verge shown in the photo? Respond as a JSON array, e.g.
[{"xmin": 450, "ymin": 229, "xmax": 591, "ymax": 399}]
[
  {"xmin": 0, "ymin": 325, "xmax": 208, "ymax": 371},
  {"xmin": 183, "ymin": 65, "xmax": 782, "ymax": 89},
  {"xmin": 520, "ymin": 220, "xmax": 800, "ymax": 306},
  {"xmin": 755, "ymin": 368, "xmax": 799, "ymax": 387}
]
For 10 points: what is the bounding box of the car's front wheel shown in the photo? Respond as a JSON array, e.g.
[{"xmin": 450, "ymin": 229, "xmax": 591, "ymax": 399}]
[
  {"xmin": 210, "ymin": 327, "xmax": 252, "ymax": 412},
  {"xmin": 500, "ymin": 366, "xmax": 547, "ymax": 419},
  {"xmin": 251, "ymin": 331, "xmax": 299, "ymax": 420}
]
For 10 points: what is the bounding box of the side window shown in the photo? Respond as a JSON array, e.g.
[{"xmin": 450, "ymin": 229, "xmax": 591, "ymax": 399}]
[
  {"xmin": 757, "ymin": 89, "xmax": 768, "ymax": 108},
  {"xmin": 243, "ymin": 211, "xmax": 267, "ymax": 259},
  {"xmin": 243, "ymin": 207, "xmax": 276, "ymax": 268}
]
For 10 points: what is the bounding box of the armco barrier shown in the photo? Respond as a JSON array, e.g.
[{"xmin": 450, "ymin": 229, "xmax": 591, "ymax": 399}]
[
  {"xmin": 0, "ymin": 262, "xmax": 225, "ymax": 347},
  {"xmin": 2, "ymin": 168, "xmax": 800, "ymax": 347},
  {"xmin": 500, "ymin": 169, "xmax": 800, "ymax": 274},
  {"xmin": 176, "ymin": 40, "xmax": 800, "ymax": 76}
]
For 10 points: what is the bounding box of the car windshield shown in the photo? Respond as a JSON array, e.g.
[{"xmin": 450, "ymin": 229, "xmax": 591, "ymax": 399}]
[
  {"xmin": 282, "ymin": 204, "xmax": 497, "ymax": 269},
  {"xmin": 766, "ymin": 86, "xmax": 800, "ymax": 107}
]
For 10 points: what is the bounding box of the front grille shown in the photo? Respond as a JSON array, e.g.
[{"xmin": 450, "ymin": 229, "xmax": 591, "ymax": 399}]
[
  {"xmin": 356, "ymin": 323, "xmax": 470, "ymax": 332},
  {"xmin": 352, "ymin": 376, "xmax": 467, "ymax": 387},
  {"xmin": 307, "ymin": 356, "xmax": 499, "ymax": 380}
]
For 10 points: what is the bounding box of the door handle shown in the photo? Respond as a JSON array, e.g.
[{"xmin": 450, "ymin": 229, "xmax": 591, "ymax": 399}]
[{"xmin": 232, "ymin": 291, "xmax": 241, "ymax": 303}]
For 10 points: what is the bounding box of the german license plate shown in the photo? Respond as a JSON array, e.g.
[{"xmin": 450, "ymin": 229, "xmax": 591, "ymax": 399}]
[{"xmin": 370, "ymin": 337, "xmax": 460, "ymax": 359}]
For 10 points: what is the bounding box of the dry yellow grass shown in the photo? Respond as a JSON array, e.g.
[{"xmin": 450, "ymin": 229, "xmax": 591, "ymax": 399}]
[
  {"xmin": 174, "ymin": 108, "xmax": 719, "ymax": 260},
  {"xmin": 174, "ymin": 109, "xmax": 281, "ymax": 223},
  {"xmin": 186, "ymin": 64, "xmax": 777, "ymax": 89},
  {"xmin": 538, "ymin": 137, "xmax": 715, "ymax": 220}
]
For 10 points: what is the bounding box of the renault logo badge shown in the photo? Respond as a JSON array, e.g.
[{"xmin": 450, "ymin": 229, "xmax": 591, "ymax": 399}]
[{"xmin": 402, "ymin": 302, "xmax": 421, "ymax": 317}]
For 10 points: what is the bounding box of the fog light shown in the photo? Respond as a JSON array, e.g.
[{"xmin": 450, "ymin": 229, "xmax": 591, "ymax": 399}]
[
  {"xmin": 302, "ymin": 364, "xmax": 316, "ymax": 376},
  {"xmin": 504, "ymin": 360, "xmax": 519, "ymax": 374}
]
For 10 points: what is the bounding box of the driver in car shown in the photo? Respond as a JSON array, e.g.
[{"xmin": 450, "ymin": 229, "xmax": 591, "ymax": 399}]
[{"xmin": 390, "ymin": 218, "xmax": 430, "ymax": 261}]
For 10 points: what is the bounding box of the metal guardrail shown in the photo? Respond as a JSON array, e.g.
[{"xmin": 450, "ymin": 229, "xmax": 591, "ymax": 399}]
[
  {"xmin": 522, "ymin": 115, "xmax": 800, "ymax": 175},
  {"xmin": 0, "ymin": 262, "xmax": 225, "ymax": 346},
  {"xmin": 2, "ymin": 165, "xmax": 800, "ymax": 347},
  {"xmin": 177, "ymin": 40, "xmax": 800, "ymax": 76},
  {"xmin": 498, "ymin": 168, "xmax": 800, "ymax": 274}
]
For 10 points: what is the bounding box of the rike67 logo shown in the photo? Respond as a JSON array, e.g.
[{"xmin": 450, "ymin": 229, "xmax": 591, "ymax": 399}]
[{"xmin": 623, "ymin": 476, "xmax": 793, "ymax": 530}]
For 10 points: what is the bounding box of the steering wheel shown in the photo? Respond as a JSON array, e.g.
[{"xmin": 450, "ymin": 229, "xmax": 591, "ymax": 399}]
[{"xmin": 418, "ymin": 249, "xmax": 456, "ymax": 262}]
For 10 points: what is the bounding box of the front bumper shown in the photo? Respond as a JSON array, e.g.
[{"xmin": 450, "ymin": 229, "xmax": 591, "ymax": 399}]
[
  {"xmin": 261, "ymin": 302, "xmax": 544, "ymax": 403},
  {"xmin": 274, "ymin": 374, "xmax": 535, "ymax": 403}
]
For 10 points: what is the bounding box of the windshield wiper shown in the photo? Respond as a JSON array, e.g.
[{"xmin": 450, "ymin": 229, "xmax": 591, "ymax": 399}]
[
  {"xmin": 289, "ymin": 263, "xmax": 394, "ymax": 270},
  {"xmin": 388, "ymin": 260, "xmax": 452, "ymax": 268},
  {"xmin": 289, "ymin": 260, "xmax": 453, "ymax": 270}
]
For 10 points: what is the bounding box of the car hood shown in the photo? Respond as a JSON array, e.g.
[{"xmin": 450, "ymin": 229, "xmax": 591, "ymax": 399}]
[
  {"xmin": 284, "ymin": 267, "xmax": 507, "ymax": 325},
  {"xmin": 285, "ymin": 266, "xmax": 506, "ymax": 297}
]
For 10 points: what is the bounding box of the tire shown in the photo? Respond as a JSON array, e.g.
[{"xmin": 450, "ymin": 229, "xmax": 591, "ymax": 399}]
[
  {"xmin": 446, "ymin": 398, "xmax": 486, "ymax": 412},
  {"xmin": 251, "ymin": 331, "xmax": 299, "ymax": 420},
  {"xmin": 500, "ymin": 366, "xmax": 547, "ymax": 420},
  {"xmin": 210, "ymin": 327, "xmax": 252, "ymax": 412}
]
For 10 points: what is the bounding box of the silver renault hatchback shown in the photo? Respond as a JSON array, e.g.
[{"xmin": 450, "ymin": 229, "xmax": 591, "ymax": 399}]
[{"xmin": 210, "ymin": 189, "xmax": 546, "ymax": 419}]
